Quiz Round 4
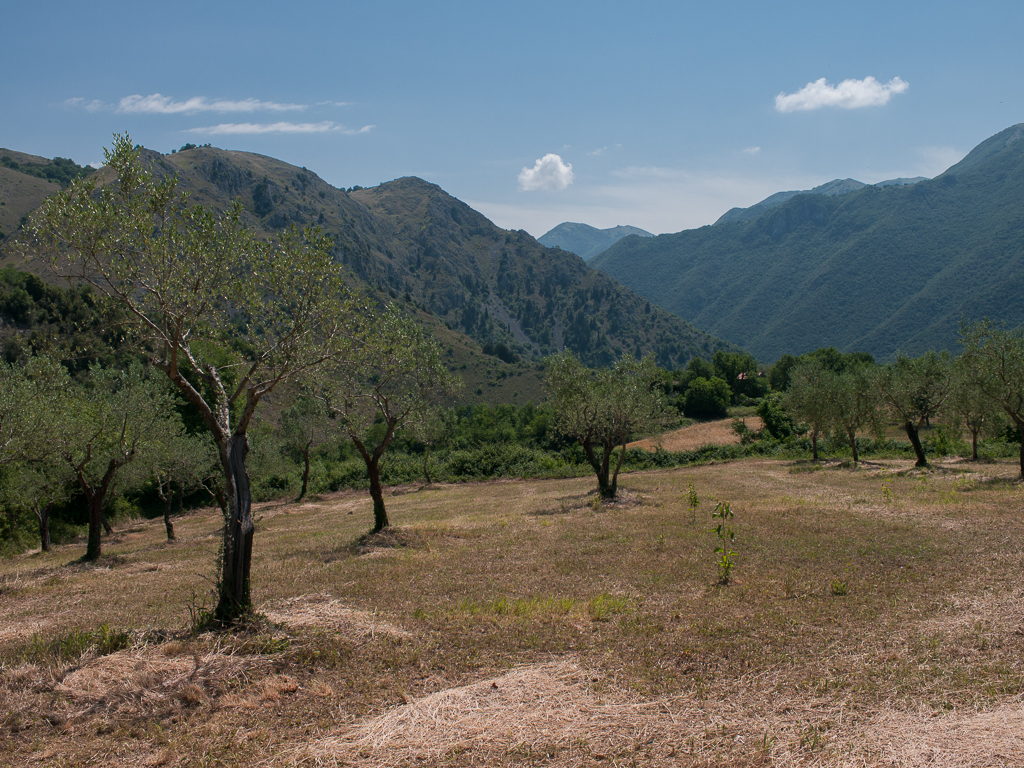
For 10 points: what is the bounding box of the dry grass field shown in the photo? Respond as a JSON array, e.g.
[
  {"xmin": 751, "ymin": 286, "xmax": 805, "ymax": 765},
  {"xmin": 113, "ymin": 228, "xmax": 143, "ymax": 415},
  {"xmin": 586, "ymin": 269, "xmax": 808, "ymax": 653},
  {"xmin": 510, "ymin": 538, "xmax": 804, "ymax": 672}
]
[
  {"xmin": 629, "ymin": 417, "xmax": 764, "ymax": 452},
  {"xmin": 2, "ymin": 454, "xmax": 1024, "ymax": 767}
]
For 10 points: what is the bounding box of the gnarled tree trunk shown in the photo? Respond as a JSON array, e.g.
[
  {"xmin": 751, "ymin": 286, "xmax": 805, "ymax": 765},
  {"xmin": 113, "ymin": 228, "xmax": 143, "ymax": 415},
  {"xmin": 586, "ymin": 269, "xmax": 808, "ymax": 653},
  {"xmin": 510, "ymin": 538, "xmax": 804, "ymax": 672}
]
[
  {"xmin": 904, "ymin": 421, "xmax": 928, "ymax": 467},
  {"xmin": 352, "ymin": 422, "xmax": 398, "ymax": 534},
  {"xmin": 35, "ymin": 504, "xmax": 51, "ymax": 552},
  {"xmin": 215, "ymin": 433, "xmax": 254, "ymax": 624}
]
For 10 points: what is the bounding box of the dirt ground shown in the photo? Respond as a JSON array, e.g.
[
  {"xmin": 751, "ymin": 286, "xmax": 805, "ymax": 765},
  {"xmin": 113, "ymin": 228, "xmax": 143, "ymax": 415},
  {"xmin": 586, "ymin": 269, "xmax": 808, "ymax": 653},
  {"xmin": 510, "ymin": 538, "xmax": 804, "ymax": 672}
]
[{"xmin": 629, "ymin": 416, "xmax": 763, "ymax": 452}]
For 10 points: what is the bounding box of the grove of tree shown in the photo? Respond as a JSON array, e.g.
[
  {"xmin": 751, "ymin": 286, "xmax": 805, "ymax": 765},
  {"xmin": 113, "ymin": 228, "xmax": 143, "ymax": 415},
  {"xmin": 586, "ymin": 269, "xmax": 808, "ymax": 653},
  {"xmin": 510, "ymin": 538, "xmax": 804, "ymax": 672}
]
[{"xmin": 27, "ymin": 135, "xmax": 361, "ymax": 624}]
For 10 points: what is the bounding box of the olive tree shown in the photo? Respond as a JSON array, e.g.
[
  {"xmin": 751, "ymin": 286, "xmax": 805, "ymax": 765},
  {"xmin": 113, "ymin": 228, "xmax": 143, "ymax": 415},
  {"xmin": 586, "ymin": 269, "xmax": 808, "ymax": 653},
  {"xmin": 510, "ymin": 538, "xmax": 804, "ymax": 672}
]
[
  {"xmin": 829, "ymin": 367, "xmax": 881, "ymax": 465},
  {"xmin": 545, "ymin": 352, "xmax": 663, "ymax": 500},
  {"xmin": 147, "ymin": 431, "xmax": 220, "ymax": 540},
  {"xmin": 0, "ymin": 356, "xmax": 74, "ymax": 550},
  {"xmin": 944, "ymin": 354, "xmax": 999, "ymax": 462},
  {"xmin": 55, "ymin": 364, "xmax": 182, "ymax": 560},
  {"xmin": 321, "ymin": 306, "xmax": 461, "ymax": 533},
  {"xmin": 27, "ymin": 135, "xmax": 358, "ymax": 623},
  {"xmin": 783, "ymin": 359, "xmax": 833, "ymax": 460},
  {"xmin": 279, "ymin": 394, "xmax": 333, "ymax": 501},
  {"xmin": 959, "ymin": 320, "xmax": 1024, "ymax": 475},
  {"xmin": 1, "ymin": 460, "xmax": 70, "ymax": 552},
  {"xmin": 873, "ymin": 352, "xmax": 953, "ymax": 468}
]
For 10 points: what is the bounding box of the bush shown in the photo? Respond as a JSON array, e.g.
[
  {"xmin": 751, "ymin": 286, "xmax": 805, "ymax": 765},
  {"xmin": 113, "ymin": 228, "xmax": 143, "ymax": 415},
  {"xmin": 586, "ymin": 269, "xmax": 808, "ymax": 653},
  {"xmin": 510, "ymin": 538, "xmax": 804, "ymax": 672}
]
[
  {"xmin": 683, "ymin": 377, "xmax": 730, "ymax": 419},
  {"xmin": 757, "ymin": 393, "xmax": 795, "ymax": 439}
]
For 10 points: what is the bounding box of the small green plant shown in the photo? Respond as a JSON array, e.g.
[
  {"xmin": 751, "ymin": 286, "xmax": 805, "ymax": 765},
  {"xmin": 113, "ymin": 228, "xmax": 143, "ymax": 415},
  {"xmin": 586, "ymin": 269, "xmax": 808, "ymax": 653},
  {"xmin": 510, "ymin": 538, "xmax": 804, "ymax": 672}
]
[
  {"xmin": 687, "ymin": 480, "xmax": 700, "ymax": 524},
  {"xmin": 20, "ymin": 623, "xmax": 131, "ymax": 665},
  {"xmin": 830, "ymin": 579, "xmax": 849, "ymax": 596},
  {"xmin": 589, "ymin": 593, "xmax": 629, "ymax": 621},
  {"xmin": 881, "ymin": 483, "xmax": 894, "ymax": 503},
  {"xmin": 731, "ymin": 418, "xmax": 753, "ymax": 443},
  {"xmin": 711, "ymin": 500, "xmax": 737, "ymax": 585}
]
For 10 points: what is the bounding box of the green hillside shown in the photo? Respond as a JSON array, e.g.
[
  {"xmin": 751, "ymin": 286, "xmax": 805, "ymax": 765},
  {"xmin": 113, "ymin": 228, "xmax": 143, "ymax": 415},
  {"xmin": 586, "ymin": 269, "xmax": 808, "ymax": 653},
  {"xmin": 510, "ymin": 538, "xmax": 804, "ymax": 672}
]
[
  {"xmin": 1, "ymin": 144, "xmax": 733, "ymax": 402},
  {"xmin": 592, "ymin": 123, "xmax": 1024, "ymax": 362}
]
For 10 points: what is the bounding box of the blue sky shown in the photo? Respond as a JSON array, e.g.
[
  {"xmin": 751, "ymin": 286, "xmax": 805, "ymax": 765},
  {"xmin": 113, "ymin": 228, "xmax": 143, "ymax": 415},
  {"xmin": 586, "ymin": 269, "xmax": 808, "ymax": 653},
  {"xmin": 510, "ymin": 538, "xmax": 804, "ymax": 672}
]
[{"xmin": 4, "ymin": 1, "xmax": 1023, "ymax": 236}]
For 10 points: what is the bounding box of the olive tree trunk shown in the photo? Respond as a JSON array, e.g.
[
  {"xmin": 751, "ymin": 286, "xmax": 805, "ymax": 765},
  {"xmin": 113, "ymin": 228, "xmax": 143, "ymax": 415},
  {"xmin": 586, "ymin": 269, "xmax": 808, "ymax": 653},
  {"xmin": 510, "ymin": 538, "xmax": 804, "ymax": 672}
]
[
  {"xmin": 904, "ymin": 421, "xmax": 928, "ymax": 467},
  {"xmin": 35, "ymin": 503, "xmax": 51, "ymax": 552},
  {"xmin": 352, "ymin": 422, "xmax": 398, "ymax": 534},
  {"xmin": 156, "ymin": 476, "xmax": 176, "ymax": 541},
  {"xmin": 215, "ymin": 433, "xmax": 254, "ymax": 624}
]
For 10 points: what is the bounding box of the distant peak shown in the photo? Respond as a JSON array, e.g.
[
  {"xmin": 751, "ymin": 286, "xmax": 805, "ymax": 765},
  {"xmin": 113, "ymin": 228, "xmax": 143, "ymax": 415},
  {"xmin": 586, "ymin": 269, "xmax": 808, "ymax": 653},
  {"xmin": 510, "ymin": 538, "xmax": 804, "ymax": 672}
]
[{"xmin": 538, "ymin": 221, "xmax": 654, "ymax": 261}]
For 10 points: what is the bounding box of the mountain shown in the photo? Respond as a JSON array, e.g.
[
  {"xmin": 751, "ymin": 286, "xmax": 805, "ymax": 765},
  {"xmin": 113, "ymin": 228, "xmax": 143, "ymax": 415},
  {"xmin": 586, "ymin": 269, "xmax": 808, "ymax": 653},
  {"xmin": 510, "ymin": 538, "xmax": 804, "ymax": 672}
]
[
  {"xmin": 0, "ymin": 149, "xmax": 86, "ymax": 241},
  {"xmin": 591, "ymin": 123, "xmax": 1024, "ymax": 363},
  {"xmin": 538, "ymin": 222, "xmax": 654, "ymax": 260},
  {"xmin": 1, "ymin": 145, "xmax": 733, "ymax": 399},
  {"xmin": 714, "ymin": 176, "xmax": 925, "ymax": 225}
]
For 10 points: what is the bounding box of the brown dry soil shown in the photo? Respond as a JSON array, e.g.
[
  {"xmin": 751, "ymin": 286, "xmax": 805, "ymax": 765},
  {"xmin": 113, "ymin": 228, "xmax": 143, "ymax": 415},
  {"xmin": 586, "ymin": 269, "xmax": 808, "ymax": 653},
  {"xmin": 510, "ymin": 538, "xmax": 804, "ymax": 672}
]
[
  {"xmin": 2, "ymin": 455, "xmax": 1024, "ymax": 767},
  {"xmin": 629, "ymin": 416, "xmax": 764, "ymax": 452}
]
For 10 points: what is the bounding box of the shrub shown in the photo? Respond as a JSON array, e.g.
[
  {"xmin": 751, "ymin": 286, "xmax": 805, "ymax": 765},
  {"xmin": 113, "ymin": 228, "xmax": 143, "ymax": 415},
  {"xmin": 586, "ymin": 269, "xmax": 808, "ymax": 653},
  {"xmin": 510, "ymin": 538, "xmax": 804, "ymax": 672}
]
[{"xmin": 683, "ymin": 377, "xmax": 730, "ymax": 419}]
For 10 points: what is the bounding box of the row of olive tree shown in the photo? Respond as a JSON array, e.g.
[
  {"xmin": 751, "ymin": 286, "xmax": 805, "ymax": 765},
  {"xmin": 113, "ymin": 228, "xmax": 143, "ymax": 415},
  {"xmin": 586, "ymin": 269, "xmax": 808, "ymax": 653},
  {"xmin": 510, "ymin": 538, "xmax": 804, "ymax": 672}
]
[
  {"xmin": 23, "ymin": 135, "xmax": 459, "ymax": 625},
  {"xmin": 0, "ymin": 357, "xmax": 219, "ymax": 556},
  {"xmin": 782, "ymin": 326, "xmax": 1024, "ymax": 477}
]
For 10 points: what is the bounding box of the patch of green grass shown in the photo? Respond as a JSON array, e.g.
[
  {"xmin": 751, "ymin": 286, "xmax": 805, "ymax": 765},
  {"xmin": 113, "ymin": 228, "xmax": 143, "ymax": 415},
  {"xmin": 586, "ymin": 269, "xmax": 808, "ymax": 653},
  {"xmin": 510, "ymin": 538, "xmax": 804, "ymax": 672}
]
[{"xmin": 17, "ymin": 622, "xmax": 131, "ymax": 665}]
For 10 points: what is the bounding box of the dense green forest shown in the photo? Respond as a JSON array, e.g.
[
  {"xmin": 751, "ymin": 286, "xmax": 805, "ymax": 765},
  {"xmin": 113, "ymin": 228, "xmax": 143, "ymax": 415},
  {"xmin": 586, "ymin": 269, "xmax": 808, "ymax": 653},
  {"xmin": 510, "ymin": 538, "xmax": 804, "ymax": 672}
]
[{"xmin": 0, "ymin": 154, "xmax": 95, "ymax": 188}]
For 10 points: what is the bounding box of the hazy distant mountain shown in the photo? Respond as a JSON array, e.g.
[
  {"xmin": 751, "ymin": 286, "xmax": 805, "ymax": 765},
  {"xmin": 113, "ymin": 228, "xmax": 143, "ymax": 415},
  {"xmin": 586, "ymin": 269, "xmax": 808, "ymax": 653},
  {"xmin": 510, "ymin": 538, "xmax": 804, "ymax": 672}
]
[
  {"xmin": 714, "ymin": 176, "xmax": 926, "ymax": 225},
  {"xmin": 592, "ymin": 124, "xmax": 1024, "ymax": 362},
  {"xmin": 538, "ymin": 222, "xmax": 654, "ymax": 260}
]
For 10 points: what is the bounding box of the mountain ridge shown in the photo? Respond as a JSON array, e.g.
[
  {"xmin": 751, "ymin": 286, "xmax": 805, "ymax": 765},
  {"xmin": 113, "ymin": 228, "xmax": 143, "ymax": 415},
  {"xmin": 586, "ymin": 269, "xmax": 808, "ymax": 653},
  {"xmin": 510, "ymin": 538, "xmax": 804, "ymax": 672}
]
[
  {"xmin": 714, "ymin": 176, "xmax": 927, "ymax": 225},
  {"xmin": 538, "ymin": 222, "xmax": 654, "ymax": 261},
  {"xmin": 1, "ymin": 145, "xmax": 734, "ymax": 396},
  {"xmin": 592, "ymin": 122, "xmax": 1024, "ymax": 363}
]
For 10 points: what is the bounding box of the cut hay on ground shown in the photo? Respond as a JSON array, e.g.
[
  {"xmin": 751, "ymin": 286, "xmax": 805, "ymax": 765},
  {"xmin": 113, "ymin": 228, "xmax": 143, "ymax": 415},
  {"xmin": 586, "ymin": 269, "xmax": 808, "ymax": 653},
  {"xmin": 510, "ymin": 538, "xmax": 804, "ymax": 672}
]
[
  {"xmin": 293, "ymin": 660, "xmax": 672, "ymax": 767},
  {"xmin": 48, "ymin": 645, "xmax": 276, "ymax": 722},
  {"xmin": 263, "ymin": 593, "xmax": 410, "ymax": 640},
  {"xmin": 292, "ymin": 660, "xmax": 1024, "ymax": 768},
  {"xmin": 864, "ymin": 705, "xmax": 1024, "ymax": 767}
]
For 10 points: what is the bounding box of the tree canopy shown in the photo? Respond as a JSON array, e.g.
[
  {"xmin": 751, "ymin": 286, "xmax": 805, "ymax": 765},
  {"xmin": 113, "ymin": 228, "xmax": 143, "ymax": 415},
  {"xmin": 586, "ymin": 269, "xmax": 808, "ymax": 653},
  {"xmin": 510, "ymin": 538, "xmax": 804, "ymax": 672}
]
[
  {"xmin": 545, "ymin": 352, "xmax": 663, "ymax": 499},
  {"xmin": 27, "ymin": 134, "xmax": 360, "ymax": 623}
]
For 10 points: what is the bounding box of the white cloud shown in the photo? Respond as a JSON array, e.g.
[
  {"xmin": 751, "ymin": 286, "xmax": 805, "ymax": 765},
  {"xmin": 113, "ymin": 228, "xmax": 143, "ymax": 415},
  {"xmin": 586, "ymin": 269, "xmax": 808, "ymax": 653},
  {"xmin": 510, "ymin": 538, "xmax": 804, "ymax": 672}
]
[
  {"xmin": 775, "ymin": 76, "xmax": 909, "ymax": 113},
  {"xmin": 65, "ymin": 97, "xmax": 107, "ymax": 112},
  {"xmin": 743, "ymin": 146, "xmax": 761, "ymax": 155},
  {"xmin": 518, "ymin": 153, "xmax": 574, "ymax": 191},
  {"xmin": 118, "ymin": 94, "xmax": 306, "ymax": 114},
  {"xmin": 186, "ymin": 122, "xmax": 373, "ymax": 135}
]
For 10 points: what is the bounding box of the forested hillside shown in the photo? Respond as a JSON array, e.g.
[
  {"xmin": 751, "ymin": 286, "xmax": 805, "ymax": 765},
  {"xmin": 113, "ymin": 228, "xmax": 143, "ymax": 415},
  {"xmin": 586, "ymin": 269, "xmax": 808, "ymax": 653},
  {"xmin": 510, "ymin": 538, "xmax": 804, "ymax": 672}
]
[
  {"xmin": 592, "ymin": 123, "xmax": 1024, "ymax": 362},
  {"xmin": 1, "ymin": 144, "xmax": 730, "ymax": 377}
]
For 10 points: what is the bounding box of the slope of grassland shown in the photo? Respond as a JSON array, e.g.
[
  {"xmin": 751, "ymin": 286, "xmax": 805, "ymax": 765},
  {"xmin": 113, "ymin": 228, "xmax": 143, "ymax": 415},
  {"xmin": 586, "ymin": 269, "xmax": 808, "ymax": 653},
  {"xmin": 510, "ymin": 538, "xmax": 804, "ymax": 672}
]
[{"xmin": 2, "ymin": 457, "xmax": 1024, "ymax": 766}]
